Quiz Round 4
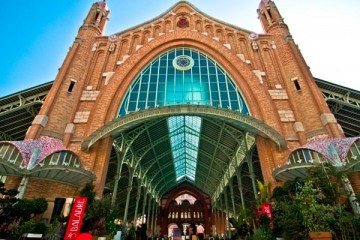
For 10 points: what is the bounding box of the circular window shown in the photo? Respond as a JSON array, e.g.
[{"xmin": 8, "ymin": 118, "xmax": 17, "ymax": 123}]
[{"xmin": 173, "ymin": 55, "xmax": 194, "ymax": 70}]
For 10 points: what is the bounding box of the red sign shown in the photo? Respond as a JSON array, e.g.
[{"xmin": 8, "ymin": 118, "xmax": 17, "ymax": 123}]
[{"xmin": 64, "ymin": 197, "xmax": 88, "ymax": 240}]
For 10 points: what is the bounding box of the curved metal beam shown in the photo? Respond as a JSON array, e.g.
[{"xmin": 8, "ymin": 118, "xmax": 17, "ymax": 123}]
[{"xmin": 81, "ymin": 105, "xmax": 286, "ymax": 151}]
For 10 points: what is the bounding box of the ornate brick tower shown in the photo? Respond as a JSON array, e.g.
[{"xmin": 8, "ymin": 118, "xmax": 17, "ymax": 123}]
[{"xmin": 27, "ymin": 1, "xmax": 110, "ymax": 142}]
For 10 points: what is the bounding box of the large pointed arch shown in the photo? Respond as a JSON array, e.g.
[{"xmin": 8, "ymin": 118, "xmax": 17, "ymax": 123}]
[{"xmin": 85, "ymin": 30, "xmax": 281, "ymax": 136}]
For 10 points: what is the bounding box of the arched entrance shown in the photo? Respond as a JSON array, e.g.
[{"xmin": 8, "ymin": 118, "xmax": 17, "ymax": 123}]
[{"xmin": 160, "ymin": 183, "xmax": 213, "ymax": 237}]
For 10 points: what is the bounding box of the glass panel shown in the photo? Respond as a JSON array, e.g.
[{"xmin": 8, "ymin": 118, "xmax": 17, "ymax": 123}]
[
  {"xmin": 192, "ymin": 67, "xmax": 199, "ymax": 75},
  {"xmin": 158, "ymin": 75, "xmax": 166, "ymax": 83},
  {"xmin": 218, "ymin": 74, "xmax": 226, "ymax": 83},
  {"xmin": 159, "ymin": 67, "xmax": 167, "ymax": 75},
  {"xmin": 151, "ymin": 64, "xmax": 159, "ymax": 72},
  {"xmin": 150, "ymin": 74, "xmax": 157, "ymax": 83},
  {"xmin": 219, "ymin": 82, "xmax": 227, "ymax": 91},
  {"xmin": 149, "ymin": 84, "xmax": 157, "ymax": 92},
  {"xmin": 138, "ymin": 102, "xmax": 146, "ymax": 110},
  {"xmin": 167, "ymin": 67, "xmax": 175, "ymax": 75},
  {"xmin": 148, "ymin": 101, "xmax": 155, "ymax": 109},
  {"xmin": 148, "ymin": 92, "xmax": 156, "ymax": 101},
  {"xmin": 230, "ymin": 101, "xmax": 239, "ymax": 111},
  {"xmin": 130, "ymin": 92, "xmax": 138, "ymax": 101},
  {"xmin": 140, "ymin": 83, "xmax": 148, "ymax": 92},
  {"xmin": 128, "ymin": 102, "xmax": 136, "ymax": 112}
]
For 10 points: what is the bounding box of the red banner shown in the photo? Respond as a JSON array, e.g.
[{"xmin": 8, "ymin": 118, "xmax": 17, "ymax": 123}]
[{"xmin": 64, "ymin": 197, "xmax": 88, "ymax": 240}]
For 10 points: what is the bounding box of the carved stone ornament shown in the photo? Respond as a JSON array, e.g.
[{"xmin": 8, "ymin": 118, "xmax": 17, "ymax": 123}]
[
  {"xmin": 92, "ymin": 43, "xmax": 98, "ymax": 52},
  {"xmin": 177, "ymin": 15, "xmax": 189, "ymax": 28},
  {"xmin": 251, "ymin": 41, "xmax": 259, "ymax": 51},
  {"xmin": 248, "ymin": 32, "xmax": 259, "ymax": 40},
  {"xmin": 109, "ymin": 42, "xmax": 116, "ymax": 52}
]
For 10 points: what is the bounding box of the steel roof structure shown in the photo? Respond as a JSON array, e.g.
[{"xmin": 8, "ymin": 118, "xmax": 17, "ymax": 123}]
[{"xmin": 0, "ymin": 78, "xmax": 359, "ymax": 217}]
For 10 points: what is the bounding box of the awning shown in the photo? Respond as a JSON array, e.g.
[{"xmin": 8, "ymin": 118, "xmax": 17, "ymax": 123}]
[
  {"xmin": 273, "ymin": 137, "xmax": 360, "ymax": 181},
  {"xmin": 0, "ymin": 136, "xmax": 95, "ymax": 187}
]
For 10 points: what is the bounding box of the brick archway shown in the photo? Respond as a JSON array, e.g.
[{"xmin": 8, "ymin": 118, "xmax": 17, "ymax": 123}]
[{"xmin": 86, "ymin": 30, "xmax": 276, "ymax": 136}]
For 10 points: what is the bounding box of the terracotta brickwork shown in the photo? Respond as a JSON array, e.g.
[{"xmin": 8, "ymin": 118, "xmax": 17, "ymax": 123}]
[
  {"xmin": 23, "ymin": 179, "xmax": 78, "ymax": 200},
  {"xmin": 22, "ymin": 1, "xmax": 346, "ymax": 200},
  {"xmin": 3, "ymin": 176, "xmax": 21, "ymax": 191},
  {"xmin": 4, "ymin": 176, "xmax": 77, "ymax": 200}
]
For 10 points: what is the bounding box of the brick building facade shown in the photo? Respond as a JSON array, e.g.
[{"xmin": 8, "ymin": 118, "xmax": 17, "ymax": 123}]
[{"xmin": 1, "ymin": 0, "xmax": 359, "ymax": 236}]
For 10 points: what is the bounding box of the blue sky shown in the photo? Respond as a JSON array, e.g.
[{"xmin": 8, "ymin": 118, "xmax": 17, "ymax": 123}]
[{"xmin": 1, "ymin": 0, "xmax": 359, "ymax": 97}]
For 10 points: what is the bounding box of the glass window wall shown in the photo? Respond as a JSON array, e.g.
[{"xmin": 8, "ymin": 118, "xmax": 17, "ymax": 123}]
[{"xmin": 118, "ymin": 47, "xmax": 249, "ymax": 116}]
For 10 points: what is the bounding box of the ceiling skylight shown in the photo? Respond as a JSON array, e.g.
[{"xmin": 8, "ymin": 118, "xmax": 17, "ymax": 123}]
[{"xmin": 167, "ymin": 116, "xmax": 202, "ymax": 181}]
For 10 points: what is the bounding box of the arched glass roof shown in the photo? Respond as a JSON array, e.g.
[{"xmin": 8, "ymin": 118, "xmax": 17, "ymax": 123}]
[{"xmin": 117, "ymin": 47, "xmax": 250, "ymax": 183}]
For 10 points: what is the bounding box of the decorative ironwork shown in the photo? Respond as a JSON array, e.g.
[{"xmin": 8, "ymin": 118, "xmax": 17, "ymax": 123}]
[{"xmin": 0, "ymin": 91, "xmax": 48, "ymax": 115}]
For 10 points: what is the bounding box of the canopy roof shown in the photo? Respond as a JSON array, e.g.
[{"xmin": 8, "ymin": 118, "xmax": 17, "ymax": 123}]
[
  {"xmin": 0, "ymin": 136, "xmax": 95, "ymax": 187},
  {"xmin": 273, "ymin": 137, "xmax": 360, "ymax": 182}
]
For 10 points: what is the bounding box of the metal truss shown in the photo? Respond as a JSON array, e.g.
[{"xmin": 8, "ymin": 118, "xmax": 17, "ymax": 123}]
[
  {"xmin": 321, "ymin": 89, "xmax": 360, "ymax": 109},
  {"xmin": 0, "ymin": 91, "xmax": 48, "ymax": 116}
]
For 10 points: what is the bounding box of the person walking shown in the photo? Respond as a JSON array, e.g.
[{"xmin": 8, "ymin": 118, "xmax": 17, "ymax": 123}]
[{"xmin": 196, "ymin": 224, "xmax": 204, "ymax": 240}]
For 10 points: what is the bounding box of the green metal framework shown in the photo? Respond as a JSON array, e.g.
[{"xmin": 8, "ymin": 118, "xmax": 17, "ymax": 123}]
[
  {"xmin": 0, "ymin": 74, "xmax": 359, "ymax": 218},
  {"xmin": 0, "ymin": 82, "xmax": 52, "ymax": 141},
  {"xmin": 315, "ymin": 79, "xmax": 360, "ymax": 137}
]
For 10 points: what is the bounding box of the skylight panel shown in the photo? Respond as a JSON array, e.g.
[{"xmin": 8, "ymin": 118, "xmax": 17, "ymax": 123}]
[{"xmin": 168, "ymin": 116, "xmax": 201, "ymax": 181}]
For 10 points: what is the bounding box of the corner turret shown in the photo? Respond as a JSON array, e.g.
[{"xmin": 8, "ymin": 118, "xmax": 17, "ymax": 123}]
[
  {"xmin": 81, "ymin": 1, "xmax": 110, "ymax": 35},
  {"xmin": 257, "ymin": 0, "xmax": 287, "ymax": 33}
]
